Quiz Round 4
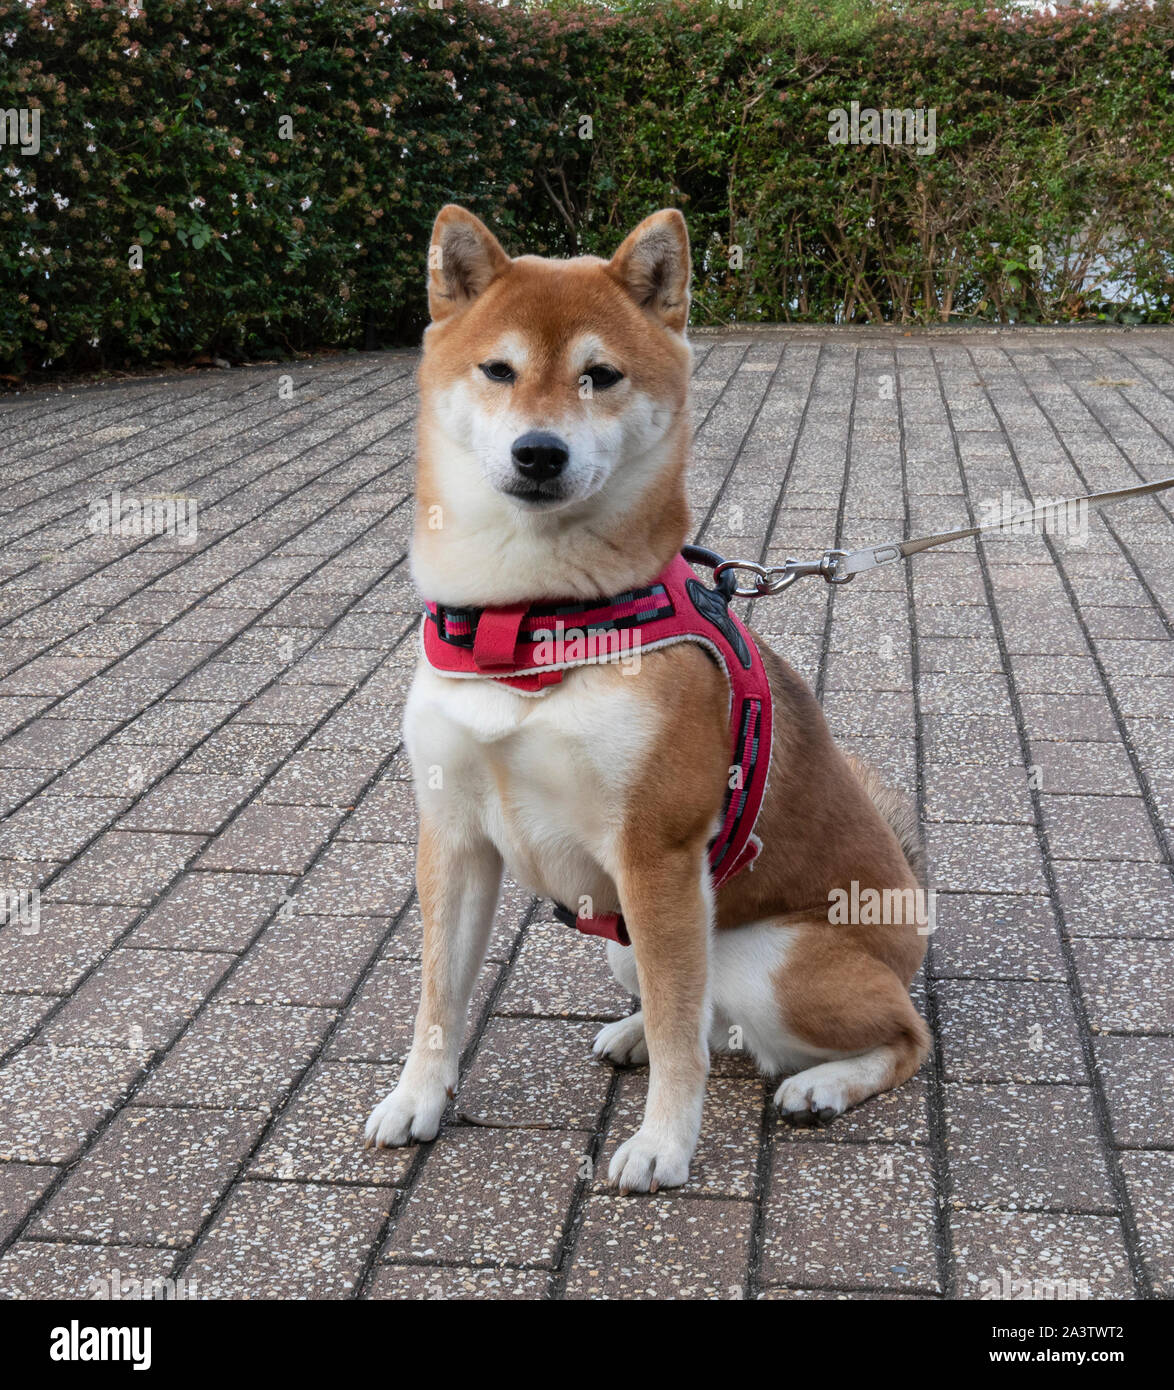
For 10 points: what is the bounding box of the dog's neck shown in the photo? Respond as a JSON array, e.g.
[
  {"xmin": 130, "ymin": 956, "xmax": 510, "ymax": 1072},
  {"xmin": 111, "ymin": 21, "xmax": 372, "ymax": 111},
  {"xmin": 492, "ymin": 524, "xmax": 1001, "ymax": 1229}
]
[{"xmin": 411, "ymin": 424, "xmax": 692, "ymax": 608}]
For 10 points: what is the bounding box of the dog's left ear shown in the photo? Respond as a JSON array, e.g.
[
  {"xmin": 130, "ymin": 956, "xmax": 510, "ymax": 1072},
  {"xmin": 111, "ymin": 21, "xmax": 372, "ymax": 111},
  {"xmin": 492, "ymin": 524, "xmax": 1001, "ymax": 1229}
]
[
  {"xmin": 606, "ymin": 209, "xmax": 691, "ymax": 333},
  {"xmin": 427, "ymin": 205, "xmax": 511, "ymax": 322}
]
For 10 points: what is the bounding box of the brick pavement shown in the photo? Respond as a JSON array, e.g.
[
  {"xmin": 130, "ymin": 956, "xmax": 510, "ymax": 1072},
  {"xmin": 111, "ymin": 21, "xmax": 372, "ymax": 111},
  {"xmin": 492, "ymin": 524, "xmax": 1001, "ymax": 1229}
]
[{"xmin": 0, "ymin": 327, "xmax": 1171, "ymax": 1300}]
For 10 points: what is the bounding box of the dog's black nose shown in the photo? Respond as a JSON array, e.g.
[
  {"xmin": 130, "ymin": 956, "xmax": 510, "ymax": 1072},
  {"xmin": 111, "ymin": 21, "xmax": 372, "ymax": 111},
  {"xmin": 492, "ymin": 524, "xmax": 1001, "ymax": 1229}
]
[{"xmin": 511, "ymin": 431, "xmax": 569, "ymax": 482}]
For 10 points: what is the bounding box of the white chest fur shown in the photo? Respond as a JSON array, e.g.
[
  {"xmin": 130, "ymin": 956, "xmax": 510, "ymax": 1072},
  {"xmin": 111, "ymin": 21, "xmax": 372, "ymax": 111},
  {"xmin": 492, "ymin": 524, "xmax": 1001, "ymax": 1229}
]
[{"xmin": 404, "ymin": 657, "xmax": 661, "ymax": 912}]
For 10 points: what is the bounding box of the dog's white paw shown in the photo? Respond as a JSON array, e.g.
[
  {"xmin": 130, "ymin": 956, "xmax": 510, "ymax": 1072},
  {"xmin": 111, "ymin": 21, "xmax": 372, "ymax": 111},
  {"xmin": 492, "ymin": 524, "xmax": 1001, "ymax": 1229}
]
[
  {"xmin": 774, "ymin": 1069, "xmax": 848, "ymax": 1127},
  {"xmin": 592, "ymin": 1012, "xmax": 649, "ymax": 1067},
  {"xmin": 607, "ymin": 1127, "xmax": 692, "ymax": 1193},
  {"xmin": 364, "ymin": 1079, "xmax": 449, "ymax": 1148}
]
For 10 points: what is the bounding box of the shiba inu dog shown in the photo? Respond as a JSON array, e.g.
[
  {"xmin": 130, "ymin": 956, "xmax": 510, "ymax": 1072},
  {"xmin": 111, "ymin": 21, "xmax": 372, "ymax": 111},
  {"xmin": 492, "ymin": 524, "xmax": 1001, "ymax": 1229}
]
[{"xmin": 364, "ymin": 205, "xmax": 929, "ymax": 1192}]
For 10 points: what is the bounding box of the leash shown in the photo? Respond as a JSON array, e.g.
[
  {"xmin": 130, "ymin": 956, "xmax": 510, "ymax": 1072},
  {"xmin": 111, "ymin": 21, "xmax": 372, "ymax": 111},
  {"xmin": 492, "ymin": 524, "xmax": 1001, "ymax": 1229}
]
[{"xmin": 702, "ymin": 475, "xmax": 1174, "ymax": 598}]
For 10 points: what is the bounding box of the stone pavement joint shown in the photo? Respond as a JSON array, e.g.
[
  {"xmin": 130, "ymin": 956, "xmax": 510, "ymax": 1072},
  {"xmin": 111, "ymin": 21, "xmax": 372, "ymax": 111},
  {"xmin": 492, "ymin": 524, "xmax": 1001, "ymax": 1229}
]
[{"xmin": 0, "ymin": 328, "xmax": 1171, "ymax": 1300}]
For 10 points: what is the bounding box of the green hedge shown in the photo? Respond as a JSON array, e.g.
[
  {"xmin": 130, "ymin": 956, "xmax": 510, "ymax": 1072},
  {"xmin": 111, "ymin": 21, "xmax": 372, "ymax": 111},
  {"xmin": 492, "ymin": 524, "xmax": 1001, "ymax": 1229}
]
[{"xmin": 2, "ymin": 0, "xmax": 1172, "ymax": 373}]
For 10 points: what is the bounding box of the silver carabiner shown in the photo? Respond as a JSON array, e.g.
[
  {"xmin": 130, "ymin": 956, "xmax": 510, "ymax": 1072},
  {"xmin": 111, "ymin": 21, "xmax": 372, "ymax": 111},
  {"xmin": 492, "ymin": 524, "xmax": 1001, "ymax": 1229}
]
[{"xmin": 712, "ymin": 559, "xmax": 809, "ymax": 598}]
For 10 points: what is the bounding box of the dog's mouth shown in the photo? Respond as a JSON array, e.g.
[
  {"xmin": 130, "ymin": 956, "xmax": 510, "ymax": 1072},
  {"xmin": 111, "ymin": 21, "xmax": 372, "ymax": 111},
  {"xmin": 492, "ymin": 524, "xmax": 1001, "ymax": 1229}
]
[{"xmin": 499, "ymin": 480, "xmax": 570, "ymax": 508}]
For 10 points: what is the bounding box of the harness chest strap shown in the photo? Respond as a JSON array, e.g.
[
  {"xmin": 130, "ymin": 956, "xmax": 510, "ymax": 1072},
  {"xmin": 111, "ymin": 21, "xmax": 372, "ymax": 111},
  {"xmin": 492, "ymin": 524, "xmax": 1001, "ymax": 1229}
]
[{"xmin": 421, "ymin": 552, "xmax": 773, "ymax": 946}]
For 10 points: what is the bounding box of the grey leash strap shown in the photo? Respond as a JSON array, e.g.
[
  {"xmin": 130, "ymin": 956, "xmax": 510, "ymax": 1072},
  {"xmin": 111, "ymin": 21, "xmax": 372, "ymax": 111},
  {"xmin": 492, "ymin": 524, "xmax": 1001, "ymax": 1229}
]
[{"xmin": 712, "ymin": 475, "xmax": 1174, "ymax": 598}]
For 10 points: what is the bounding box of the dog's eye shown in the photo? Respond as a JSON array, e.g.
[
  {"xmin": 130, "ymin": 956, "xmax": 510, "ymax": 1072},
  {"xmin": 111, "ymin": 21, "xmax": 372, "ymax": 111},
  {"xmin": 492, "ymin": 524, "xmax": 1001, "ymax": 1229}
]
[
  {"xmin": 584, "ymin": 365, "xmax": 623, "ymax": 390},
  {"xmin": 480, "ymin": 360, "xmax": 516, "ymax": 383}
]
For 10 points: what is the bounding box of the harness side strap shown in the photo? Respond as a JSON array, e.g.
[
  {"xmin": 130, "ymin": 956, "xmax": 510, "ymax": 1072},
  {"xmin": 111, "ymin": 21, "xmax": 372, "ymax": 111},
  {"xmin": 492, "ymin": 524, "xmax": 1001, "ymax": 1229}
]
[{"xmin": 552, "ymin": 901, "xmax": 630, "ymax": 947}]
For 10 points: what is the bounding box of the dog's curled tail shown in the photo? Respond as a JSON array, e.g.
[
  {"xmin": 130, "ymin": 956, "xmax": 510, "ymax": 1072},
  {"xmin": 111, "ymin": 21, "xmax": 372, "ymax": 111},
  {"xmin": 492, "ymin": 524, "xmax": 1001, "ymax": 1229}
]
[{"xmin": 844, "ymin": 754, "xmax": 927, "ymax": 887}]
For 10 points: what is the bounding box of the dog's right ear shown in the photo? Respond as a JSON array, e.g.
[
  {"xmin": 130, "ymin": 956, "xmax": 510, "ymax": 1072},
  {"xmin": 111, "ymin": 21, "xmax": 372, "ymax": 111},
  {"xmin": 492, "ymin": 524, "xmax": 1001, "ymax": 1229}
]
[{"xmin": 427, "ymin": 205, "xmax": 510, "ymax": 322}]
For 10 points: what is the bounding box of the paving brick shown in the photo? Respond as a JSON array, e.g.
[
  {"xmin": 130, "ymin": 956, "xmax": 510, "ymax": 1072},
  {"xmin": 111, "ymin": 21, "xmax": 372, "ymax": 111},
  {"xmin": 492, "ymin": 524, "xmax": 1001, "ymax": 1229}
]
[
  {"xmin": 196, "ymin": 803, "xmax": 344, "ymax": 874},
  {"xmin": 289, "ymin": 840, "xmax": 414, "ymax": 916},
  {"xmin": 1053, "ymin": 860, "xmax": 1174, "ymax": 938},
  {"xmin": 594, "ymin": 1073, "xmax": 764, "ymax": 1198},
  {"xmin": 40, "ymin": 948, "xmax": 230, "ymax": 1051},
  {"xmin": 234, "ymin": 682, "xmax": 348, "ymax": 725},
  {"xmin": 494, "ymin": 919, "xmax": 632, "ymax": 1019},
  {"xmin": 922, "ymin": 764, "xmax": 1035, "ymax": 825},
  {"xmin": 1094, "ymin": 1037, "xmax": 1174, "ymax": 1148},
  {"xmin": 0, "ymin": 717, "xmax": 120, "ymax": 769},
  {"xmin": 111, "ymin": 700, "xmax": 238, "ymax": 746},
  {"xmin": 0, "ymin": 1162, "xmax": 58, "ymax": 1243},
  {"xmin": 0, "ymin": 902, "xmax": 136, "ymax": 993},
  {"xmin": 952, "ymin": 1212, "xmax": 1133, "ymax": 1300},
  {"xmin": 224, "ymin": 915, "xmax": 386, "ymax": 1007},
  {"xmin": 128, "ymin": 870, "xmax": 293, "ymax": 951},
  {"xmin": 0, "ymin": 794, "xmax": 131, "ymax": 861},
  {"xmin": 47, "ymin": 740, "xmax": 182, "ymax": 797},
  {"xmin": 1040, "ymin": 794, "xmax": 1162, "ymax": 862},
  {"xmin": 1027, "ymin": 740, "xmax": 1140, "ymax": 795},
  {"xmin": 0, "ymin": 765, "xmax": 55, "ymax": 815},
  {"xmin": 458, "ymin": 1018, "xmax": 612, "ymax": 1130},
  {"xmin": 366, "ymin": 1264, "xmax": 548, "ymax": 1300},
  {"xmin": 336, "ymin": 779, "xmax": 417, "ymax": 843},
  {"xmin": 926, "ymin": 822, "xmax": 1047, "ymax": 894},
  {"xmin": 45, "ymin": 830, "xmax": 205, "ymax": 904},
  {"xmin": 0, "ymin": 1046, "xmax": 144, "ymax": 1163},
  {"xmin": 258, "ymin": 747, "xmax": 386, "ymax": 806},
  {"xmin": 758, "ymin": 1286, "xmax": 933, "ymax": 1300},
  {"xmin": 565, "ymin": 1195, "xmax": 753, "ymax": 1300},
  {"xmin": 116, "ymin": 772, "xmax": 258, "ymax": 834},
  {"xmin": 930, "ymin": 893, "xmax": 1065, "ymax": 979},
  {"xmin": 182, "ymin": 721, "xmax": 305, "ymax": 776},
  {"xmin": 945, "ymin": 1084, "xmax": 1115, "ymax": 1212},
  {"xmin": 1073, "ymin": 938, "xmax": 1174, "ymax": 1033},
  {"xmin": 327, "ymin": 956, "xmax": 500, "ymax": 1063},
  {"xmin": 775, "ymin": 1073, "xmax": 932, "ymax": 1146},
  {"xmin": 186, "ymin": 1180, "xmax": 394, "ymax": 1299},
  {"xmin": 135, "ymin": 1002, "xmax": 334, "ymax": 1112},
  {"xmin": 30, "ymin": 1106, "xmax": 266, "ymax": 1247},
  {"xmin": 0, "ymin": 1241, "xmax": 178, "ymax": 1301},
  {"xmin": 0, "ymin": 993, "xmax": 55, "ymax": 1050},
  {"xmin": 937, "ymin": 980, "xmax": 1087, "ymax": 1083},
  {"xmin": 760, "ymin": 1144, "xmax": 939, "ymax": 1292},
  {"xmin": 382, "ymin": 1128, "xmax": 587, "ymax": 1267},
  {"xmin": 1120, "ymin": 1150, "xmax": 1174, "ymax": 1295},
  {"xmin": 250, "ymin": 1061, "xmax": 412, "ymax": 1186}
]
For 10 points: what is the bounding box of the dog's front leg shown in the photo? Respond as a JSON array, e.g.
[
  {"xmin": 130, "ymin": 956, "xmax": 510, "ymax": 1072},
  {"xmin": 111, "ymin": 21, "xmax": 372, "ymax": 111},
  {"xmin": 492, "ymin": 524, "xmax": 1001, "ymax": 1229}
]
[
  {"xmin": 365, "ymin": 818, "xmax": 502, "ymax": 1147},
  {"xmin": 608, "ymin": 847, "xmax": 711, "ymax": 1193}
]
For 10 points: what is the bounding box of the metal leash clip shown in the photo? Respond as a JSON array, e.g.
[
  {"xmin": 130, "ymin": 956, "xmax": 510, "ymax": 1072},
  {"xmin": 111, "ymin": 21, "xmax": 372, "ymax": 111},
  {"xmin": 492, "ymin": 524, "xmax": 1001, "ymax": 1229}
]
[
  {"xmin": 693, "ymin": 474, "xmax": 1174, "ymax": 602},
  {"xmin": 712, "ymin": 549, "xmax": 854, "ymax": 598}
]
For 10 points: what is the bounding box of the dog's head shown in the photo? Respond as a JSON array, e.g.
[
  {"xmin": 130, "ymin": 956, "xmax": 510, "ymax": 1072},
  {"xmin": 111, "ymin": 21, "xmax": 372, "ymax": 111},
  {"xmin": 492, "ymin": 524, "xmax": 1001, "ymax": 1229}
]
[{"xmin": 417, "ymin": 205, "xmax": 692, "ymax": 513}]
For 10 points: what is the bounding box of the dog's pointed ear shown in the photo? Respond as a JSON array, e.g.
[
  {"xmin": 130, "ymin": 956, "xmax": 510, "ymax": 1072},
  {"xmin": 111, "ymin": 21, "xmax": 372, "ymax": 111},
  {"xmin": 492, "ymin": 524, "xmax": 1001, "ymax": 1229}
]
[
  {"xmin": 427, "ymin": 205, "xmax": 510, "ymax": 322},
  {"xmin": 606, "ymin": 209, "xmax": 691, "ymax": 333}
]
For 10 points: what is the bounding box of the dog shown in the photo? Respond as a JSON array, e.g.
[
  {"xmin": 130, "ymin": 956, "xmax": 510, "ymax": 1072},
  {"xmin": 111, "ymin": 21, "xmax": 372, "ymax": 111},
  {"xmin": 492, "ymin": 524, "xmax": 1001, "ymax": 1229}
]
[{"xmin": 364, "ymin": 205, "xmax": 930, "ymax": 1193}]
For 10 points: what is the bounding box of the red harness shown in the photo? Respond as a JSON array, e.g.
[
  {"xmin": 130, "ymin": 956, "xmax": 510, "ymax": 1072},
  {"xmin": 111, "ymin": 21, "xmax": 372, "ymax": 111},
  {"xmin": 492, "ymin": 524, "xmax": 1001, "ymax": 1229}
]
[{"xmin": 421, "ymin": 550, "xmax": 773, "ymax": 946}]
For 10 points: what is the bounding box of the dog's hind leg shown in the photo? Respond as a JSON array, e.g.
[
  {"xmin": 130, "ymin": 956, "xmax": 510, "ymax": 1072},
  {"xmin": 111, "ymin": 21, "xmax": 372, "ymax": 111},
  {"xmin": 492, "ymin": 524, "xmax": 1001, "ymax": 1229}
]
[
  {"xmin": 592, "ymin": 940, "xmax": 649, "ymax": 1065},
  {"xmin": 365, "ymin": 818, "xmax": 502, "ymax": 1147},
  {"xmin": 770, "ymin": 923, "xmax": 929, "ymax": 1125}
]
